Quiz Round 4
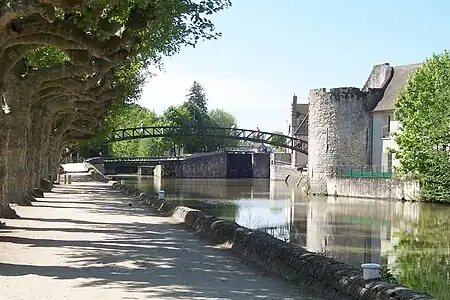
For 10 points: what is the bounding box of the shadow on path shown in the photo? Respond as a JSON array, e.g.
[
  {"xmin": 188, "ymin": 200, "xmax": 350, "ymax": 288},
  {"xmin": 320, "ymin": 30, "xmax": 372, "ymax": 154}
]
[{"xmin": 0, "ymin": 176, "xmax": 321, "ymax": 300}]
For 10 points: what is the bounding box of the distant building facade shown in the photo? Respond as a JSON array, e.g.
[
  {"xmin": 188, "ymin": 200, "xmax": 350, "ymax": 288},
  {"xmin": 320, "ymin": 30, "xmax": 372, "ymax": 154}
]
[{"xmin": 291, "ymin": 95, "xmax": 308, "ymax": 166}]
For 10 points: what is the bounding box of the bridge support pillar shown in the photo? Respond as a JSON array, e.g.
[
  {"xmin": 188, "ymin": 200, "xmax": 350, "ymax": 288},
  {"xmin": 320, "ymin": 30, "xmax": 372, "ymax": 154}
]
[{"xmin": 137, "ymin": 166, "xmax": 142, "ymax": 175}]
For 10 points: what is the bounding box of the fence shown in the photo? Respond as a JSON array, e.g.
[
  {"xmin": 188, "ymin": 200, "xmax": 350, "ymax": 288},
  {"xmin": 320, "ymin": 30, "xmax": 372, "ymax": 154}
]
[{"xmin": 330, "ymin": 165, "xmax": 397, "ymax": 179}]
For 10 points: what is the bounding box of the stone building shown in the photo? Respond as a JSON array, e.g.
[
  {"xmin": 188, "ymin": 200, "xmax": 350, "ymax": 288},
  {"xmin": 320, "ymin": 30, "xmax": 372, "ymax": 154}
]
[
  {"xmin": 307, "ymin": 62, "xmax": 420, "ymax": 194},
  {"xmin": 291, "ymin": 95, "xmax": 308, "ymax": 166}
]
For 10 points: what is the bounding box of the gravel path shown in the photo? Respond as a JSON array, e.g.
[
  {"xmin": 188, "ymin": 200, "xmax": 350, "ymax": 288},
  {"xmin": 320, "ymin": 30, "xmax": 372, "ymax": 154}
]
[{"xmin": 0, "ymin": 172, "xmax": 324, "ymax": 300}]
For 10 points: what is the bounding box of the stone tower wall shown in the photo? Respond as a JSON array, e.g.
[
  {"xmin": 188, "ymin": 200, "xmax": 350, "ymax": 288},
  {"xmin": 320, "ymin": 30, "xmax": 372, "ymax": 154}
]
[{"xmin": 308, "ymin": 87, "xmax": 373, "ymax": 194}]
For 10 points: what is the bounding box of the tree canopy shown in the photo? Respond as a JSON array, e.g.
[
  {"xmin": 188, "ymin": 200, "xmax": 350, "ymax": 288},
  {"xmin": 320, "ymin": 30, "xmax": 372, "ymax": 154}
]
[
  {"xmin": 393, "ymin": 50, "xmax": 450, "ymax": 202},
  {"xmin": 209, "ymin": 108, "xmax": 237, "ymax": 128},
  {"xmin": 0, "ymin": 0, "xmax": 232, "ymax": 215},
  {"xmin": 77, "ymin": 81, "xmax": 240, "ymax": 157},
  {"xmin": 270, "ymin": 131, "xmax": 288, "ymax": 150}
]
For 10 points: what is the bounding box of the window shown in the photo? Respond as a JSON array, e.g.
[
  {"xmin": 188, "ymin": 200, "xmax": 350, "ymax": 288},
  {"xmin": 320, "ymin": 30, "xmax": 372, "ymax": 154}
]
[
  {"xmin": 387, "ymin": 153, "xmax": 393, "ymax": 172},
  {"xmin": 382, "ymin": 152, "xmax": 393, "ymax": 173}
]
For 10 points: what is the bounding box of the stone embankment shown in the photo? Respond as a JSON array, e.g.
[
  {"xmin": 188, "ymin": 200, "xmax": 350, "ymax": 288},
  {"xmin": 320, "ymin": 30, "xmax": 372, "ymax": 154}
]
[{"xmin": 86, "ymin": 164, "xmax": 434, "ymax": 300}]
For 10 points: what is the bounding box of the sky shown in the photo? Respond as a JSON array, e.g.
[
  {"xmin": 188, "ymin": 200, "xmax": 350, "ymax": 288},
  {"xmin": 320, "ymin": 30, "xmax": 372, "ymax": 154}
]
[{"xmin": 138, "ymin": 0, "xmax": 450, "ymax": 134}]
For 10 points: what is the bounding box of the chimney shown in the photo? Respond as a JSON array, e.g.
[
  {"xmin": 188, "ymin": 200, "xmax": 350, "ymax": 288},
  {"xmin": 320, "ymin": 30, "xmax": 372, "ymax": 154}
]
[{"xmin": 293, "ymin": 94, "xmax": 297, "ymax": 104}]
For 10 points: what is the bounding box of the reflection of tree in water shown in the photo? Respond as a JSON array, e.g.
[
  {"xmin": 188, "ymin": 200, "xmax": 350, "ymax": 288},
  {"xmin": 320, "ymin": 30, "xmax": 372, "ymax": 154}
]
[
  {"xmin": 393, "ymin": 205, "xmax": 450, "ymax": 300},
  {"xmin": 202, "ymin": 205, "xmax": 238, "ymax": 220}
]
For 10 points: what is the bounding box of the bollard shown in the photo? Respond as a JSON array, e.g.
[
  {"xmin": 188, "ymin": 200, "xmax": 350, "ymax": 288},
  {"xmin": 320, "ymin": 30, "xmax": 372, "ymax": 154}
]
[
  {"xmin": 64, "ymin": 174, "xmax": 67, "ymax": 184},
  {"xmin": 361, "ymin": 263, "xmax": 381, "ymax": 280},
  {"xmin": 67, "ymin": 174, "xmax": 72, "ymax": 184},
  {"xmin": 120, "ymin": 180, "xmax": 126, "ymax": 185},
  {"xmin": 158, "ymin": 190, "xmax": 166, "ymax": 200}
]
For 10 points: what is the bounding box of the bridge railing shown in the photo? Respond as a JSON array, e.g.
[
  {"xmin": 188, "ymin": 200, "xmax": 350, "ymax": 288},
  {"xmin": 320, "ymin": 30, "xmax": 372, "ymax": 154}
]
[
  {"xmin": 103, "ymin": 156, "xmax": 183, "ymax": 163},
  {"xmin": 109, "ymin": 126, "xmax": 308, "ymax": 154},
  {"xmin": 329, "ymin": 165, "xmax": 398, "ymax": 179}
]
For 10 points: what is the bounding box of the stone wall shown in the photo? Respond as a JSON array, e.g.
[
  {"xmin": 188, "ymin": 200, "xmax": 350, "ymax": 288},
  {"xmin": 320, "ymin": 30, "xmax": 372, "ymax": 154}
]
[
  {"xmin": 327, "ymin": 177, "xmax": 420, "ymax": 200},
  {"xmin": 85, "ymin": 163, "xmax": 110, "ymax": 183},
  {"xmin": 270, "ymin": 152, "xmax": 307, "ymax": 184},
  {"xmin": 292, "ymin": 148, "xmax": 308, "ymax": 166},
  {"xmin": 308, "ymin": 87, "xmax": 383, "ymax": 195},
  {"xmin": 85, "ymin": 157, "xmax": 105, "ymax": 174},
  {"xmin": 271, "ymin": 152, "xmax": 291, "ymax": 165},
  {"xmin": 252, "ymin": 153, "xmax": 270, "ymax": 178},
  {"xmin": 106, "ymin": 178, "xmax": 434, "ymax": 300},
  {"xmin": 270, "ymin": 164, "xmax": 307, "ymax": 187},
  {"xmin": 177, "ymin": 152, "xmax": 227, "ymax": 178}
]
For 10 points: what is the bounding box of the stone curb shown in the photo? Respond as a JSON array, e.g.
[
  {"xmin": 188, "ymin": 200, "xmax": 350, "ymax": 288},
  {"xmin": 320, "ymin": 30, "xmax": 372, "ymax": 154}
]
[
  {"xmin": 85, "ymin": 163, "xmax": 110, "ymax": 183},
  {"xmin": 87, "ymin": 168, "xmax": 434, "ymax": 300}
]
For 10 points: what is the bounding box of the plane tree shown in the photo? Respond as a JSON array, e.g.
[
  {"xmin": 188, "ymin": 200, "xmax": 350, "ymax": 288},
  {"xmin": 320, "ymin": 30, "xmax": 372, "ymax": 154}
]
[{"xmin": 0, "ymin": 0, "xmax": 232, "ymax": 218}]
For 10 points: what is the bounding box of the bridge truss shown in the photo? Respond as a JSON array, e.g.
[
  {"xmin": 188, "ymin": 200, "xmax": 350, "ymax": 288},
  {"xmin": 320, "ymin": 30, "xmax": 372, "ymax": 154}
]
[{"xmin": 108, "ymin": 126, "xmax": 308, "ymax": 154}]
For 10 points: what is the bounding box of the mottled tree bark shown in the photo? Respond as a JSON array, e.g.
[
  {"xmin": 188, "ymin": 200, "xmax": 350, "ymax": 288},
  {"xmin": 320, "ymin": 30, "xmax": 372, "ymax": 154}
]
[
  {"xmin": 4, "ymin": 74, "xmax": 35, "ymax": 206},
  {"xmin": 0, "ymin": 105, "xmax": 20, "ymax": 218},
  {"xmin": 37, "ymin": 119, "xmax": 53, "ymax": 193},
  {"xmin": 28, "ymin": 110, "xmax": 49, "ymax": 197}
]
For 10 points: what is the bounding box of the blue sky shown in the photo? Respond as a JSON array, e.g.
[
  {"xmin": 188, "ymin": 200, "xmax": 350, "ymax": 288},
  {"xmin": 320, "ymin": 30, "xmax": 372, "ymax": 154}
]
[{"xmin": 139, "ymin": 0, "xmax": 450, "ymax": 133}]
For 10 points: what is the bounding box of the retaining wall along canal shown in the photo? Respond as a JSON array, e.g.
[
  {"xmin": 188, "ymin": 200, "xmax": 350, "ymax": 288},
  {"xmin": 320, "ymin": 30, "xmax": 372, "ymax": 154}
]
[
  {"xmin": 326, "ymin": 177, "xmax": 420, "ymax": 200},
  {"xmin": 86, "ymin": 165, "xmax": 434, "ymax": 300}
]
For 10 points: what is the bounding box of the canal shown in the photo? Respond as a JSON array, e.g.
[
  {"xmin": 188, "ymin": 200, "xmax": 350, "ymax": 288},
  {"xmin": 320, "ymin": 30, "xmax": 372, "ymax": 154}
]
[{"xmin": 119, "ymin": 175, "xmax": 450, "ymax": 299}]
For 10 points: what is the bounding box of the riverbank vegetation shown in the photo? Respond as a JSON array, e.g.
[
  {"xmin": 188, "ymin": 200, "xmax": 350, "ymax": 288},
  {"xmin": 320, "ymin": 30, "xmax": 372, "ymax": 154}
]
[
  {"xmin": 394, "ymin": 50, "xmax": 450, "ymax": 203},
  {"xmin": 393, "ymin": 205, "xmax": 450, "ymax": 299},
  {"xmin": 0, "ymin": 0, "xmax": 232, "ymax": 218}
]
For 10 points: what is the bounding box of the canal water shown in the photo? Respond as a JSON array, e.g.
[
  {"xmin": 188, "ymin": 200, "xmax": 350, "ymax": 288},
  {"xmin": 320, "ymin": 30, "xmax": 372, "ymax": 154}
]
[{"xmin": 119, "ymin": 175, "xmax": 450, "ymax": 299}]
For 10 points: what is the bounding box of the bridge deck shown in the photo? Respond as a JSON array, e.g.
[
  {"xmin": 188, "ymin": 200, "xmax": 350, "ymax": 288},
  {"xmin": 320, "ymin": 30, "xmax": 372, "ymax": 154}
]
[
  {"xmin": 0, "ymin": 168, "xmax": 321, "ymax": 300},
  {"xmin": 109, "ymin": 126, "xmax": 308, "ymax": 154}
]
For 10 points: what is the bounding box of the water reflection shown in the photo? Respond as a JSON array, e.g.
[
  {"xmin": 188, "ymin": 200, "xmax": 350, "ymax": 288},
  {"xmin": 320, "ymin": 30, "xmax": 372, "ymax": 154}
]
[{"xmin": 120, "ymin": 175, "xmax": 450, "ymax": 299}]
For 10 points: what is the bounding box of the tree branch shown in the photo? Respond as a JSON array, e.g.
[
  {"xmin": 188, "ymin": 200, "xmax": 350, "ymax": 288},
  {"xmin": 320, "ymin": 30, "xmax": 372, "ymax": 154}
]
[
  {"xmin": 37, "ymin": 77, "xmax": 85, "ymax": 93},
  {"xmin": 33, "ymin": 59, "xmax": 114, "ymax": 85},
  {"xmin": 75, "ymin": 113, "xmax": 101, "ymax": 126},
  {"xmin": 37, "ymin": 0, "xmax": 88, "ymax": 9},
  {"xmin": 0, "ymin": 34, "xmax": 87, "ymax": 57},
  {"xmin": 0, "ymin": 44, "xmax": 36, "ymax": 90},
  {"xmin": 52, "ymin": 112, "xmax": 76, "ymax": 138},
  {"xmin": 68, "ymin": 122, "xmax": 94, "ymax": 136},
  {"xmin": 0, "ymin": 1, "xmax": 55, "ymax": 29},
  {"xmin": 45, "ymin": 96, "xmax": 103, "ymax": 114},
  {"xmin": 3, "ymin": 15, "xmax": 136, "ymax": 60}
]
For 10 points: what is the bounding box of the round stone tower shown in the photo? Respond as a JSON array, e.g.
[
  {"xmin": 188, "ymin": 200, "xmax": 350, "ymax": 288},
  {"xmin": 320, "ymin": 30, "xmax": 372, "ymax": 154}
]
[{"xmin": 308, "ymin": 87, "xmax": 372, "ymax": 194}]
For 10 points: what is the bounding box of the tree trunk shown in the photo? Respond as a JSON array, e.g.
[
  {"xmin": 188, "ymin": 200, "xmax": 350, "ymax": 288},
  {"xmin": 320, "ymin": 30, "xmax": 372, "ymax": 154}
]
[
  {"xmin": 5, "ymin": 114, "xmax": 33, "ymax": 205},
  {"xmin": 39, "ymin": 130, "xmax": 52, "ymax": 191},
  {"xmin": 28, "ymin": 111, "xmax": 47, "ymax": 197},
  {"xmin": 4, "ymin": 75, "xmax": 34, "ymax": 206},
  {"xmin": 0, "ymin": 102, "xmax": 20, "ymax": 219},
  {"xmin": 45, "ymin": 138, "xmax": 61, "ymax": 185},
  {"xmin": 30, "ymin": 110, "xmax": 53, "ymax": 195}
]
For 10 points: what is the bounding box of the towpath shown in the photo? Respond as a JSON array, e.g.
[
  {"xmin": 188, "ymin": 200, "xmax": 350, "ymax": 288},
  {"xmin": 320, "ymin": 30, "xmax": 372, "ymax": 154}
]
[{"xmin": 0, "ymin": 165, "xmax": 323, "ymax": 299}]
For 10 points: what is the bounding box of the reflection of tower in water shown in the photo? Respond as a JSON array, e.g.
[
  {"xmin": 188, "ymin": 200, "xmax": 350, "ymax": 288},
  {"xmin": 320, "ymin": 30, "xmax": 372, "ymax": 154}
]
[
  {"xmin": 286, "ymin": 195, "xmax": 422, "ymax": 270},
  {"xmin": 304, "ymin": 197, "xmax": 382, "ymax": 268},
  {"xmin": 286, "ymin": 186, "xmax": 308, "ymax": 246}
]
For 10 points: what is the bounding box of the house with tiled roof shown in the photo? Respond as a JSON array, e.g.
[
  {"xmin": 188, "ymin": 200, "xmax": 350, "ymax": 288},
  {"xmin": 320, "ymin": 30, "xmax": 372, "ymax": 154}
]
[{"xmin": 370, "ymin": 63, "xmax": 421, "ymax": 172}]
